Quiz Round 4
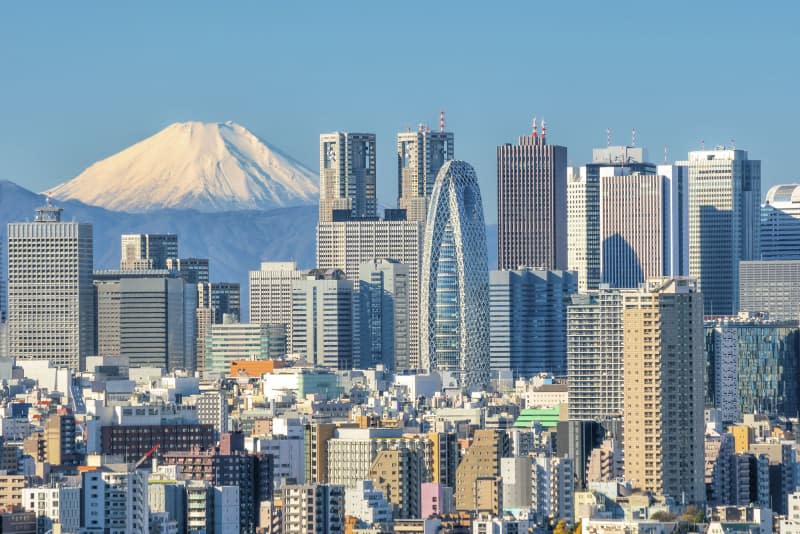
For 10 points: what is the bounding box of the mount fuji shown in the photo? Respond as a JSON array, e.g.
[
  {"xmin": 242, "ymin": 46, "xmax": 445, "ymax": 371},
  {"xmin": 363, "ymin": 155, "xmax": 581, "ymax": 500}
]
[{"xmin": 45, "ymin": 121, "xmax": 319, "ymax": 212}]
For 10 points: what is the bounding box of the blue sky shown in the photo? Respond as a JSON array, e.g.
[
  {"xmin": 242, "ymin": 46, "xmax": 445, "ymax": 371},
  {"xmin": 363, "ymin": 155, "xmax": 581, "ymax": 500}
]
[{"xmin": 1, "ymin": 2, "xmax": 797, "ymax": 222}]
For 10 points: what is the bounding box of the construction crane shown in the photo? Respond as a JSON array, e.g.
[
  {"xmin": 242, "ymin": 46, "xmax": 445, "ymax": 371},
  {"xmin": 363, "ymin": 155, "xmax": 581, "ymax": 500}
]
[{"xmin": 134, "ymin": 443, "xmax": 160, "ymax": 470}]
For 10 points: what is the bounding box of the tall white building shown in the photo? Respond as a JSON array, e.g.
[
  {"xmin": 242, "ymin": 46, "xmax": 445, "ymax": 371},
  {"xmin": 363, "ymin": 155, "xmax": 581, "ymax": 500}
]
[
  {"xmin": 317, "ymin": 220, "xmax": 424, "ymax": 369},
  {"xmin": 196, "ymin": 390, "xmax": 228, "ymax": 437},
  {"xmin": 567, "ymin": 287, "xmax": 623, "ymax": 421},
  {"xmin": 22, "ymin": 485, "xmax": 81, "ymax": 533},
  {"xmin": 319, "ymin": 132, "xmax": 377, "ymax": 222},
  {"xmin": 81, "ymin": 463, "xmax": 149, "ymax": 534},
  {"xmin": 421, "ymin": 160, "xmax": 490, "ymax": 390},
  {"xmin": 530, "ymin": 453, "xmax": 574, "ymax": 524},
  {"xmin": 762, "ymin": 184, "xmax": 800, "ymax": 260},
  {"xmin": 678, "ymin": 148, "xmax": 760, "ymax": 315},
  {"xmin": 291, "ymin": 270, "xmax": 354, "ymax": 369},
  {"xmin": 249, "ymin": 261, "xmax": 305, "ymax": 330},
  {"xmin": 397, "ymin": 126, "xmax": 454, "ymax": 222},
  {"xmin": 7, "ymin": 203, "xmax": 95, "ymax": 370}
]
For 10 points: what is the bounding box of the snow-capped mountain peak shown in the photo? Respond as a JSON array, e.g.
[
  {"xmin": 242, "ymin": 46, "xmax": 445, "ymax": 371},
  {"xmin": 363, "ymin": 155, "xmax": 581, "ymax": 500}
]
[{"xmin": 45, "ymin": 121, "xmax": 319, "ymax": 213}]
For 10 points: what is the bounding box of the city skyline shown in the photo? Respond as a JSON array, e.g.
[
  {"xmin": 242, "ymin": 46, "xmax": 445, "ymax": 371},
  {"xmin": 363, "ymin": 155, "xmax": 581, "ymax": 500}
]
[{"xmin": 2, "ymin": 3, "xmax": 798, "ymax": 223}]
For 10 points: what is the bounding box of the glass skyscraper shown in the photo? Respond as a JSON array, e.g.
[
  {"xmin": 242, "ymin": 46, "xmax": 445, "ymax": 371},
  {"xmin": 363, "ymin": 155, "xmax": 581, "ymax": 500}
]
[{"xmin": 420, "ymin": 160, "xmax": 490, "ymax": 390}]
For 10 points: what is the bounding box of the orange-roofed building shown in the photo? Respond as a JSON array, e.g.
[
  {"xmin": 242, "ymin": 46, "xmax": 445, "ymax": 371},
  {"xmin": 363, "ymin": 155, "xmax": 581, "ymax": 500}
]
[{"xmin": 229, "ymin": 359, "xmax": 285, "ymax": 377}]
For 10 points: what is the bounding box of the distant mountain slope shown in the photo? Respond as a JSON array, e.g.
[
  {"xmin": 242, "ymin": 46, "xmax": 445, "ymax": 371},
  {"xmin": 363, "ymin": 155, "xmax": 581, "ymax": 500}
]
[
  {"xmin": 1, "ymin": 180, "xmax": 318, "ymax": 316},
  {"xmin": 45, "ymin": 121, "xmax": 319, "ymax": 212}
]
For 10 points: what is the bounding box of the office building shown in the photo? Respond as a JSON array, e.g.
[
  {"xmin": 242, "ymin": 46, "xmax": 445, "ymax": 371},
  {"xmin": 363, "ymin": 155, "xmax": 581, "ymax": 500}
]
[
  {"xmin": 599, "ymin": 165, "xmax": 688, "ymax": 288},
  {"xmin": 22, "ymin": 486, "xmax": 81, "ymax": 534},
  {"xmin": 282, "ymin": 484, "xmax": 344, "ymax": 534},
  {"xmin": 94, "ymin": 269, "xmax": 197, "ymax": 370},
  {"xmin": 497, "ymin": 122, "xmax": 568, "ymax": 271},
  {"xmin": 7, "ymin": 203, "xmax": 94, "ymax": 370},
  {"xmin": 705, "ymin": 315, "xmax": 799, "ymax": 421},
  {"xmin": 148, "ymin": 482, "xmax": 186, "ymax": 534},
  {"xmin": 197, "ymin": 390, "xmax": 229, "ymax": 437},
  {"xmin": 455, "ymin": 430, "xmax": 510, "ymax": 515},
  {"xmin": 317, "ymin": 218, "xmax": 424, "ymax": 369},
  {"xmin": 623, "ymin": 277, "xmax": 705, "ymax": 503},
  {"xmin": 397, "ymin": 125, "xmax": 454, "ymax": 222},
  {"xmin": 359, "ymin": 259, "xmax": 410, "ymax": 371},
  {"xmin": 319, "ymin": 132, "xmax": 376, "ymax": 222},
  {"xmin": 740, "ymin": 260, "xmax": 800, "ymax": 320},
  {"xmin": 120, "ymin": 233, "xmax": 178, "ymax": 270},
  {"xmin": 761, "ymin": 184, "xmax": 800, "ymax": 260},
  {"xmin": 205, "ymin": 322, "xmax": 287, "ymax": 378},
  {"xmin": 567, "ymin": 287, "xmax": 623, "ymax": 420},
  {"xmin": 568, "ymin": 146, "xmax": 656, "ymax": 292},
  {"xmin": 210, "ymin": 282, "xmax": 240, "ymax": 322},
  {"xmin": 213, "ymin": 486, "xmax": 240, "ymax": 534},
  {"xmin": 249, "ymin": 261, "xmax": 305, "ymax": 329},
  {"xmin": 489, "ymin": 268, "xmax": 577, "ymax": 377},
  {"xmin": 344, "ymin": 480, "xmax": 393, "ymax": 527},
  {"xmin": 80, "ymin": 464, "xmax": 150, "ymax": 534},
  {"xmin": 421, "ymin": 160, "xmax": 490, "ymax": 390},
  {"xmin": 291, "ymin": 269, "xmax": 354, "ymax": 369},
  {"xmin": 501, "ymin": 456, "xmax": 532, "ymax": 510},
  {"xmin": 100, "ymin": 423, "xmax": 215, "ymax": 462},
  {"xmin": 166, "ymin": 257, "xmax": 210, "ymax": 284},
  {"xmin": 678, "ymin": 148, "xmax": 760, "ymax": 315}
]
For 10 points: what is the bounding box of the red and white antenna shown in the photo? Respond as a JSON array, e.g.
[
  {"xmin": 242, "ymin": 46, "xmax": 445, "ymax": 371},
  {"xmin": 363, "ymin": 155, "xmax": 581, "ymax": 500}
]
[
  {"xmin": 439, "ymin": 110, "xmax": 445, "ymax": 132},
  {"xmin": 532, "ymin": 116, "xmax": 538, "ymax": 137},
  {"xmin": 541, "ymin": 118, "xmax": 547, "ymax": 141}
]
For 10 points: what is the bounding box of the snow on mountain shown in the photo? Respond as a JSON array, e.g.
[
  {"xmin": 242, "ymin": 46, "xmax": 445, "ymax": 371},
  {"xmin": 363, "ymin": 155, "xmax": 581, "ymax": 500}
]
[{"xmin": 45, "ymin": 121, "xmax": 319, "ymax": 212}]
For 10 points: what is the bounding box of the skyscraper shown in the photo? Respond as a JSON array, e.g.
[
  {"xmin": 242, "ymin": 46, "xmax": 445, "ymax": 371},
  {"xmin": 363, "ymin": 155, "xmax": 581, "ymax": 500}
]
[
  {"xmin": 166, "ymin": 257, "xmax": 210, "ymax": 284},
  {"xmin": 291, "ymin": 269, "xmax": 354, "ymax": 369},
  {"xmin": 678, "ymin": 148, "xmax": 760, "ymax": 315},
  {"xmin": 566, "ymin": 287, "xmax": 623, "ymax": 421},
  {"xmin": 497, "ymin": 122, "xmax": 567, "ymax": 271},
  {"xmin": 599, "ymin": 164, "xmax": 688, "ymax": 288},
  {"xmin": 489, "ymin": 269, "xmax": 577, "ymax": 377},
  {"xmin": 358, "ymin": 259, "xmax": 409, "ymax": 371},
  {"xmin": 249, "ymin": 261, "xmax": 305, "ymax": 328},
  {"xmin": 7, "ymin": 203, "xmax": 95, "ymax": 370},
  {"xmin": 568, "ymin": 146, "xmax": 656, "ymax": 292},
  {"xmin": 397, "ymin": 125, "xmax": 454, "ymax": 222},
  {"xmin": 761, "ymin": 184, "xmax": 800, "ymax": 260},
  {"xmin": 120, "ymin": 234, "xmax": 178, "ymax": 270},
  {"xmin": 319, "ymin": 132, "xmax": 377, "ymax": 222},
  {"xmin": 739, "ymin": 260, "xmax": 800, "ymax": 320},
  {"xmin": 317, "ymin": 219, "xmax": 423, "ymax": 369},
  {"xmin": 622, "ymin": 277, "xmax": 705, "ymax": 504},
  {"xmin": 421, "ymin": 160, "xmax": 490, "ymax": 390}
]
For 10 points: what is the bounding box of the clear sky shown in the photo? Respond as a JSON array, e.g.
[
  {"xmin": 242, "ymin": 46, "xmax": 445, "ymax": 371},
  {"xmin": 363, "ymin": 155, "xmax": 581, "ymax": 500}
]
[{"xmin": 1, "ymin": 2, "xmax": 798, "ymax": 222}]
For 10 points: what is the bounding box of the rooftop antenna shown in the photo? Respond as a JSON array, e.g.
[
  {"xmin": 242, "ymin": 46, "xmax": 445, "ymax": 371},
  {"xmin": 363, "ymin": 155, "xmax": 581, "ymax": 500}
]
[
  {"xmin": 606, "ymin": 128, "xmax": 611, "ymax": 147},
  {"xmin": 631, "ymin": 128, "xmax": 637, "ymax": 147},
  {"xmin": 532, "ymin": 116, "xmax": 538, "ymax": 138},
  {"xmin": 664, "ymin": 145, "xmax": 668, "ymax": 164},
  {"xmin": 418, "ymin": 123, "xmax": 424, "ymax": 133},
  {"xmin": 541, "ymin": 118, "xmax": 547, "ymax": 142},
  {"xmin": 731, "ymin": 138, "xmax": 736, "ymax": 149},
  {"xmin": 439, "ymin": 110, "xmax": 445, "ymax": 132},
  {"xmin": 701, "ymin": 139, "xmax": 705, "ymax": 150}
]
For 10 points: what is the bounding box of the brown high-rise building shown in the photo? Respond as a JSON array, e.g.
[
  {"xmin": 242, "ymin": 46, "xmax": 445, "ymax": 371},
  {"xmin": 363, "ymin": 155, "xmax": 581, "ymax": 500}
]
[
  {"xmin": 497, "ymin": 122, "xmax": 567, "ymax": 271},
  {"xmin": 622, "ymin": 277, "xmax": 705, "ymax": 504},
  {"xmin": 455, "ymin": 430, "xmax": 509, "ymax": 514}
]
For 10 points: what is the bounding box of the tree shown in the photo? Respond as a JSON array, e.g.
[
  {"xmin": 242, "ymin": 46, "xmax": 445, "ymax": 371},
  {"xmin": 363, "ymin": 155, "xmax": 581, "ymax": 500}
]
[{"xmin": 553, "ymin": 519, "xmax": 570, "ymax": 534}]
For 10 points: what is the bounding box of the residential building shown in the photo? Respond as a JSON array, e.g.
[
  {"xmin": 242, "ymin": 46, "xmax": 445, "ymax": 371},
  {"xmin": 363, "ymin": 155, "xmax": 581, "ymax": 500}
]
[
  {"xmin": 421, "ymin": 160, "xmax": 490, "ymax": 390},
  {"xmin": 567, "ymin": 287, "xmax": 623, "ymax": 420},
  {"xmin": 345, "ymin": 480, "xmax": 393, "ymax": 527},
  {"xmin": 455, "ymin": 430, "xmax": 510, "ymax": 514},
  {"xmin": 497, "ymin": 122, "xmax": 567, "ymax": 271},
  {"xmin": 622, "ymin": 277, "xmax": 705, "ymax": 503},
  {"xmin": 319, "ymin": 132, "xmax": 377, "ymax": 222},
  {"xmin": 7, "ymin": 202, "xmax": 94, "ymax": 370},
  {"xmin": 120, "ymin": 233, "xmax": 178, "ymax": 270},
  {"xmin": 291, "ymin": 269, "xmax": 354, "ymax": 369},
  {"xmin": 397, "ymin": 126, "xmax": 454, "ymax": 222},
  {"xmin": 22, "ymin": 485, "xmax": 81, "ymax": 534},
  {"xmin": 489, "ymin": 269, "xmax": 577, "ymax": 377},
  {"xmin": 281, "ymin": 483, "xmax": 345, "ymax": 534},
  {"xmin": 80, "ymin": 463, "xmax": 149, "ymax": 534},
  {"xmin": 678, "ymin": 148, "xmax": 760, "ymax": 315},
  {"xmin": 359, "ymin": 259, "xmax": 410, "ymax": 371},
  {"xmin": 531, "ymin": 452, "xmax": 574, "ymax": 524},
  {"xmin": 369, "ymin": 447, "xmax": 424, "ymax": 519}
]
